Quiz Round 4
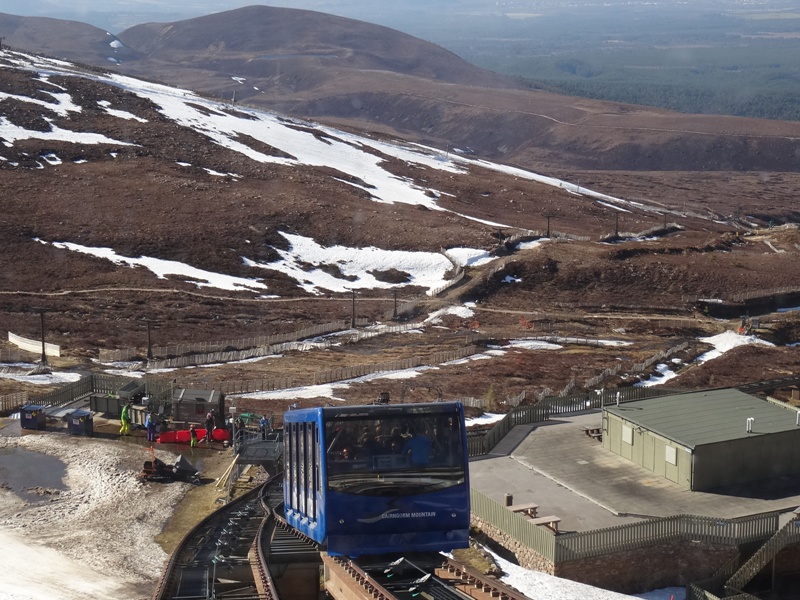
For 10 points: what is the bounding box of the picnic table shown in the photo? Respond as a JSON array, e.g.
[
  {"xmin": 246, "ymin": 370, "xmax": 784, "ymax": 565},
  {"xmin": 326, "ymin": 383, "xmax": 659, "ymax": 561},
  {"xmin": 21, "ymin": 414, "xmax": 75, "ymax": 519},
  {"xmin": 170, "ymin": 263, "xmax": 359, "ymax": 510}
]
[
  {"xmin": 582, "ymin": 426, "xmax": 603, "ymax": 441},
  {"xmin": 507, "ymin": 502, "xmax": 539, "ymax": 518}
]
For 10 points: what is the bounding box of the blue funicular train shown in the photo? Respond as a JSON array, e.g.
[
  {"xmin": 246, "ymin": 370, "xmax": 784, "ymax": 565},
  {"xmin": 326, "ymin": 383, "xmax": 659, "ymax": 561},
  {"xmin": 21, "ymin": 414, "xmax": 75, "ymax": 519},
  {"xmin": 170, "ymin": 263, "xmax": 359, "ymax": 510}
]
[{"xmin": 283, "ymin": 401, "xmax": 471, "ymax": 557}]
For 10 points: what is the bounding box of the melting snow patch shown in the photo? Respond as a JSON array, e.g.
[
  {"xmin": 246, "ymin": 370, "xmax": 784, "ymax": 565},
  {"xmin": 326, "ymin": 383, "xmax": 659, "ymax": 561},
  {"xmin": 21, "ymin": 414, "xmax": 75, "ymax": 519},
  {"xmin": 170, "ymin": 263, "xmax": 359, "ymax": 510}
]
[
  {"xmin": 245, "ymin": 232, "xmax": 482, "ymax": 295},
  {"xmin": 203, "ymin": 167, "xmax": 240, "ymax": 178},
  {"xmin": 41, "ymin": 153, "xmax": 61, "ymax": 165},
  {"xmin": 425, "ymin": 304, "xmax": 475, "ymax": 324},
  {"xmin": 504, "ymin": 339, "xmax": 563, "ymax": 351},
  {"xmin": 634, "ymin": 363, "xmax": 680, "ymax": 388},
  {"xmin": 0, "ymin": 369, "xmax": 82, "ymax": 385},
  {"xmin": 97, "ymin": 100, "xmax": 147, "ymax": 122},
  {"xmin": 0, "ymin": 116, "xmax": 135, "ymax": 146},
  {"xmin": 39, "ymin": 239, "xmax": 269, "ymax": 292},
  {"xmin": 696, "ymin": 331, "xmax": 774, "ymax": 364},
  {"xmin": 517, "ymin": 239, "xmax": 548, "ymax": 251},
  {"xmin": 503, "ymin": 275, "xmax": 521, "ymax": 283},
  {"xmin": 465, "ymin": 412, "xmax": 505, "ymax": 427}
]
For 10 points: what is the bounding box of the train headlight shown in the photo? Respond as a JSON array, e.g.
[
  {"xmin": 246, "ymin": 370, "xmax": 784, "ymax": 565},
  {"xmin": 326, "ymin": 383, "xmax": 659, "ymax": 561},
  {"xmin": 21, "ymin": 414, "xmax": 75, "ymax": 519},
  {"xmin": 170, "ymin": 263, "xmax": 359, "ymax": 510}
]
[{"xmin": 339, "ymin": 518, "xmax": 345, "ymax": 524}]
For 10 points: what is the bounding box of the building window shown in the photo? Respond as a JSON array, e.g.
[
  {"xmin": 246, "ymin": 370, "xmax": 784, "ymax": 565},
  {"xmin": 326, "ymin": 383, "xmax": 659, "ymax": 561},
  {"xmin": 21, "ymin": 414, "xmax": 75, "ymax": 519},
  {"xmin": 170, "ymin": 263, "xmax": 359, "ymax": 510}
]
[
  {"xmin": 622, "ymin": 425, "xmax": 633, "ymax": 445},
  {"xmin": 665, "ymin": 446, "xmax": 677, "ymax": 465}
]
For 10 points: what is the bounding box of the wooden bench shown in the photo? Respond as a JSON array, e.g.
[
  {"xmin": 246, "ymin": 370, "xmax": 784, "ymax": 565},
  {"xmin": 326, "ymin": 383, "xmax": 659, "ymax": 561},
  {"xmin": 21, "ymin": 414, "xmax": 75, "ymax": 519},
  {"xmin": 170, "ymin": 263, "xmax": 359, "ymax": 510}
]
[
  {"xmin": 527, "ymin": 515, "xmax": 561, "ymax": 533},
  {"xmin": 506, "ymin": 502, "xmax": 539, "ymax": 518},
  {"xmin": 582, "ymin": 426, "xmax": 603, "ymax": 441}
]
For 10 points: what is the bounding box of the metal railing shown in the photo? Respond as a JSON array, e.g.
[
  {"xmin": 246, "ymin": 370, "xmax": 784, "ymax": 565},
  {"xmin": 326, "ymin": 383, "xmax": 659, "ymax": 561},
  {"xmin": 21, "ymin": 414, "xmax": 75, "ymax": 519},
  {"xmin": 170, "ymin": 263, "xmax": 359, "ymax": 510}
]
[
  {"xmin": 472, "ymin": 489, "xmax": 780, "ymax": 568},
  {"xmin": 726, "ymin": 517, "xmax": 800, "ymax": 591},
  {"xmin": 555, "ymin": 511, "xmax": 780, "ymax": 562},
  {"xmin": 470, "ymin": 489, "xmax": 557, "ymax": 561}
]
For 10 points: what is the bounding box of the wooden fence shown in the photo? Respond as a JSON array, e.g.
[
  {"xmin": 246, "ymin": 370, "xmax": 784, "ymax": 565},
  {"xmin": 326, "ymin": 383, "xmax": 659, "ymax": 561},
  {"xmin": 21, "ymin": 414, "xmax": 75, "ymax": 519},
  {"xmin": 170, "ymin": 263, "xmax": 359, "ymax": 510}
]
[
  {"xmin": 473, "ymin": 488, "xmax": 779, "ymax": 568},
  {"xmin": 99, "ymin": 319, "xmax": 369, "ymax": 363},
  {"xmin": 632, "ymin": 341, "xmax": 690, "ymax": 373},
  {"xmin": 427, "ymin": 270, "xmax": 465, "ymax": 297},
  {"xmin": 29, "ymin": 373, "xmax": 136, "ymax": 409},
  {"xmin": 211, "ymin": 346, "xmax": 483, "ymax": 396},
  {"xmin": 471, "ymin": 488, "xmax": 557, "ymax": 561},
  {"xmin": 468, "ymin": 386, "xmax": 679, "ymax": 457},
  {"xmin": 0, "ymin": 348, "xmax": 34, "ymax": 363},
  {"xmin": 0, "ymin": 392, "xmax": 28, "ymax": 414},
  {"xmin": 554, "ymin": 511, "xmax": 780, "ymax": 562}
]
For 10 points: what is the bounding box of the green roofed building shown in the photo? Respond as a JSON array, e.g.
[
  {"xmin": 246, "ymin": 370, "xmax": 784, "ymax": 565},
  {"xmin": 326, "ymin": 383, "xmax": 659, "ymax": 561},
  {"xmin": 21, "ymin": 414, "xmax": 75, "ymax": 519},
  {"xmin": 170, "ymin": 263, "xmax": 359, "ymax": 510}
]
[{"xmin": 602, "ymin": 388, "xmax": 800, "ymax": 491}]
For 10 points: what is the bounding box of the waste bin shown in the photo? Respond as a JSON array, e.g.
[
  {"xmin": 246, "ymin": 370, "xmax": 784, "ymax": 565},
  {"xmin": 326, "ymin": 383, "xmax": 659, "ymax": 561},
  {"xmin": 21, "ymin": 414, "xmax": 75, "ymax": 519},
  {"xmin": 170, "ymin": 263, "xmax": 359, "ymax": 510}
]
[
  {"xmin": 20, "ymin": 404, "xmax": 47, "ymax": 430},
  {"xmin": 67, "ymin": 410, "xmax": 94, "ymax": 436}
]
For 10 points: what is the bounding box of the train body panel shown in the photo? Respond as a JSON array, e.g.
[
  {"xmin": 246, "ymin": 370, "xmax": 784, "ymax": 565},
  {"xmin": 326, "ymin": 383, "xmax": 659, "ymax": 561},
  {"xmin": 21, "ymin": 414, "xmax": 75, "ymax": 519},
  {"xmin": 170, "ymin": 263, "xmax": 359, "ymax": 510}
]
[{"xmin": 283, "ymin": 402, "xmax": 470, "ymax": 556}]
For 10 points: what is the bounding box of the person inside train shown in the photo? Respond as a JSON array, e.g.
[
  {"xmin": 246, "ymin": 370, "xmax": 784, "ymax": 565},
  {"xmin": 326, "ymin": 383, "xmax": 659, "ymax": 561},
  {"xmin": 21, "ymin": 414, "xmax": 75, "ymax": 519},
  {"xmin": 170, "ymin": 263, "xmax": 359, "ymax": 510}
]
[{"xmin": 402, "ymin": 427, "xmax": 432, "ymax": 465}]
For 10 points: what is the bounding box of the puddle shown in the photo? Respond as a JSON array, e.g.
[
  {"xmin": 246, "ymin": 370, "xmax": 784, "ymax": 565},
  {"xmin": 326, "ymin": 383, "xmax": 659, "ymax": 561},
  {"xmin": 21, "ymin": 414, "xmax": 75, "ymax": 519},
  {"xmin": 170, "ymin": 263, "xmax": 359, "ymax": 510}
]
[{"xmin": 0, "ymin": 447, "xmax": 67, "ymax": 502}]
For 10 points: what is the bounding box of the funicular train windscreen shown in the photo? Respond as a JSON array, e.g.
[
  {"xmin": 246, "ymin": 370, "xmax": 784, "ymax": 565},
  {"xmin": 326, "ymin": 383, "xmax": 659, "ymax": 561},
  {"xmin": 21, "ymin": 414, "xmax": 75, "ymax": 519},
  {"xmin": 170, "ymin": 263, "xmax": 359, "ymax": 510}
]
[{"xmin": 324, "ymin": 406, "xmax": 466, "ymax": 496}]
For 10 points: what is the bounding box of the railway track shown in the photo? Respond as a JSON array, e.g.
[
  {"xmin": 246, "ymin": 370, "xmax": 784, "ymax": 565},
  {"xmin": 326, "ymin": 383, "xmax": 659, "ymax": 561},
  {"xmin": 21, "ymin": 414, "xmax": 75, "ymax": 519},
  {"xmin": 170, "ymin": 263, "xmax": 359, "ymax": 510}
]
[{"xmin": 154, "ymin": 474, "xmax": 528, "ymax": 600}]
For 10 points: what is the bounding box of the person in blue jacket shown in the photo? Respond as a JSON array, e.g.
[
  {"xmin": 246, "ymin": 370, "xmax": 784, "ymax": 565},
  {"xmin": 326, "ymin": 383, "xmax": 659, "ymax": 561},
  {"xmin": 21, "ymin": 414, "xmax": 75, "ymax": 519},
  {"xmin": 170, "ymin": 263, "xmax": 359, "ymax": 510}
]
[{"xmin": 145, "ymin": 412, "xmax": 157, "ymax": 443}]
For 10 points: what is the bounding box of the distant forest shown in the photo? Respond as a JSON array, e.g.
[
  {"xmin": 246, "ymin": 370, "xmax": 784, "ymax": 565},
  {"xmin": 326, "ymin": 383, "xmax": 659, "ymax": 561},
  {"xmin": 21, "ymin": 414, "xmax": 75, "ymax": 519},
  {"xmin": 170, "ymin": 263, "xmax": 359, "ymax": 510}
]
[
  {"xmin": 474, "ymin": 43, "xmax": 800, "ymax": 122},
  {"xmin": 401, "ymin": 3, "xmax": 800, "ymax": 122}
]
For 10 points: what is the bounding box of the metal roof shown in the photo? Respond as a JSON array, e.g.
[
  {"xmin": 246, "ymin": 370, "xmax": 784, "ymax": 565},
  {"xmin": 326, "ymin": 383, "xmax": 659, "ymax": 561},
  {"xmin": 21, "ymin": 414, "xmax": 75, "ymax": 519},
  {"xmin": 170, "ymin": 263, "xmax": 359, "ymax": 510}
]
[{"xmin": 604, "ymin": 388, "xmax": 800, "ymax": 448}]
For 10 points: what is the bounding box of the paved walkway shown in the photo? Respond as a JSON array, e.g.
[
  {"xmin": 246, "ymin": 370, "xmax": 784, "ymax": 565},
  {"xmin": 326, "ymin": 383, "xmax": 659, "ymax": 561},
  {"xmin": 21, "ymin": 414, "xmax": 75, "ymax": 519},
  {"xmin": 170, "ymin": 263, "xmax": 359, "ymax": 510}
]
[{"xmin": 469, "ymin": 410, "xmax": 800, "ymax": 533}]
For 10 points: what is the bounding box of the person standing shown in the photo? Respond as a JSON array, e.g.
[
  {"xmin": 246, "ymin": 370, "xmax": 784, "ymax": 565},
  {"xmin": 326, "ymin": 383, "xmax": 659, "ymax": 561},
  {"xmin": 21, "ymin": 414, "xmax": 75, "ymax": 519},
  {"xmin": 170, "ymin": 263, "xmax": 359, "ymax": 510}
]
[
  {"xmin": 402, "ymin": 428, "xmax": 432, "ymax": 465},
  {"xmin": 203, "ymin": 409, "xmax": 215, "ymax": 444},
  {"xmin": 190, "ymin": 424, "xmax": 198, "ymax": 448},
  {"xmin": 145, "ymin": 412, "xmax": 157, "ymax": 443},
  {"xmin": 119, "ymin": 402, "xmax": 132, "ymax": 436},
  {"xmin": 259, "ymin": 415, "xmax": 269, "ymax": 440}
]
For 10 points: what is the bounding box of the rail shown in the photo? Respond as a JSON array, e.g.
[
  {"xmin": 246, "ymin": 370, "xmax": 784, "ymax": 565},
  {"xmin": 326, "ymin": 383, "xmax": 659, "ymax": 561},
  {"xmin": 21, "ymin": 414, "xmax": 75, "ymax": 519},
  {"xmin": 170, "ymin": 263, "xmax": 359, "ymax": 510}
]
[
  {"xmin": 152, "ymin": 477, "xmax": 273, "ymax": 600},
  {"xmin": 726, "ymin": 516, "xmax": 800, "ymax": 591},
  {"xmin": 470, "ymin": 489, "xmax": 780, "ymax": 565}
]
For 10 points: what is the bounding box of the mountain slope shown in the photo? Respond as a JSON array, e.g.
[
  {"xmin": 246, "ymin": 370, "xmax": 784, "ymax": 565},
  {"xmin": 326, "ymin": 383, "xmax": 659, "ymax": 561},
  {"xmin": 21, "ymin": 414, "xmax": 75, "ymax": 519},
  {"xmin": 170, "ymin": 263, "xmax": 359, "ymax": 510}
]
[
  {"xmin": 1, "ymin": 47, "xmax": 799, "ymax": 412},
  {"xmin": 0, "ymin": 12, "xmax": 140, "ymax": 65},
  {"xmin": 117, "ymin": 5, "xmax": 506, "ymax": 89},
  {"xmin": 3, "ymin": 8, "xmax": 800, "ymax": 179}
]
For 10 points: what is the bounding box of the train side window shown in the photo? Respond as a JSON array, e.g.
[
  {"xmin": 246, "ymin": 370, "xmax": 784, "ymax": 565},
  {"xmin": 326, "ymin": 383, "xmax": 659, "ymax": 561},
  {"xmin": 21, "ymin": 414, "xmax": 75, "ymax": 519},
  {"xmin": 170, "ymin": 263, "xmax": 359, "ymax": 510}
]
[{"xmin": 305, "ymin": 422, "xmax": 315, "ymax": 519}]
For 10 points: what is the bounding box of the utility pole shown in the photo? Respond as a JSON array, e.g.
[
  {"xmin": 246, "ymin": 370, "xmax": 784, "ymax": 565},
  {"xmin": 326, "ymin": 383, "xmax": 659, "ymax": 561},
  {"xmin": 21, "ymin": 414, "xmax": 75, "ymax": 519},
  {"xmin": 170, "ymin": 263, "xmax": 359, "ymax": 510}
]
[
  {"xmin": 393, "ymin": 289, "xmax": 398, "ymax": 321},
  {"xmin": 543, "ymin": 213, "xmax": 554, "ymax": 238},
  {"xmin": 146, "ymin": 320, "xmax": 153, "ymax": 360},
  {"xmin": 351, "ymin": 289, "xmax": 357, "ymax": 329},
  {"xmin": 39, "ymin": 309, "xmax": 47, "ymax": 366}
]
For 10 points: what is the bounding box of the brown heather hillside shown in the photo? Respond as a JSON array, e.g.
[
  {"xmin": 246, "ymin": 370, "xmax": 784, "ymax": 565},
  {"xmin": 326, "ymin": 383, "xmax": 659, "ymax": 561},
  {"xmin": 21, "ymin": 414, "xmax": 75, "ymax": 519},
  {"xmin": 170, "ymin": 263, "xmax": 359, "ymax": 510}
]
[{"xmin": 0, "ymin": 22, "xmax": 798, "ymax": 409}]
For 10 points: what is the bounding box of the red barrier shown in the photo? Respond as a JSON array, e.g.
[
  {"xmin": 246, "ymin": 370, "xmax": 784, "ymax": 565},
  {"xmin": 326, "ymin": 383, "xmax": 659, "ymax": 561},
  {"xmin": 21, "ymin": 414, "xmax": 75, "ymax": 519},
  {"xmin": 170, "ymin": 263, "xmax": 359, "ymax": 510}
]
[{"xmin": 157, "ymin": 428, "xmax": 230, "ymax": 444}]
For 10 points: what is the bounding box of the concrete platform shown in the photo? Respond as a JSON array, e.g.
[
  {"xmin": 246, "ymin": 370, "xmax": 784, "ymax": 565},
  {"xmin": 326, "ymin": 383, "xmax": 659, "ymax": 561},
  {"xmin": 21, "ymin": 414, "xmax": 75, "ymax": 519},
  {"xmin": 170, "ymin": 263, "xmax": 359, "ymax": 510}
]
[{"xmin": 469, "ymin": 410, "xmax": 800, "ymax": 533}]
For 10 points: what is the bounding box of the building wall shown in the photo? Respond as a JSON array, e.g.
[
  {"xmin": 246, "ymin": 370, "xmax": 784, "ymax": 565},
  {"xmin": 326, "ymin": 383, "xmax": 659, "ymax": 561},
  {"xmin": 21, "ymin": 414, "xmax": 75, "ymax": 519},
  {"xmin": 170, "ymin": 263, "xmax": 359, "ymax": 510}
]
[
  {"xmin": 556, "ymin": 541, "xmax": 735, "ymax": 595},
  {"xmin": 693, "ymin": 429, "xmax": 800, "ymax": 491},
  {"xmin": 470, "ymin": 515, "xmax": 555, "ymax": 575},
  {"xmin": 603, "ymin": 411, "xmax": 692, "ymax": 489}
]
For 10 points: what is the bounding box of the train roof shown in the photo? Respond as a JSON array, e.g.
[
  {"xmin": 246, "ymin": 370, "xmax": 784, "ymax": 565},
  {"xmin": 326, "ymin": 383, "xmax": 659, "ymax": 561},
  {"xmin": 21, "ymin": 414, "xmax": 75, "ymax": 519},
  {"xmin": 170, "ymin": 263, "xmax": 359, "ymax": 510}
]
[{"xmin": 283, "ymin": 401, "xmax": 464, "ymax": 422}]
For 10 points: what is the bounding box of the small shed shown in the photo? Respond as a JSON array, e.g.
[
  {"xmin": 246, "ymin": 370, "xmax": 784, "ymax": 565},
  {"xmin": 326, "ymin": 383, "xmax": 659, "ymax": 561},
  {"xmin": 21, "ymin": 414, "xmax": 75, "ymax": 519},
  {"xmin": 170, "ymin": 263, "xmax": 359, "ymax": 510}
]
[
  {"xmin": 20, "ymin": 404, "xmax": 47, "ymax": 430},
  {"xmin": 603, "ymin": 388, "xmax": 800, "ymax": 491},
  {"xmin": 170, "ymin": 388, "xmax": 223, "ymax": 425},
  {"xmin": 66, "ymin": 410, "xmax": 94, "ymax": 436}
]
